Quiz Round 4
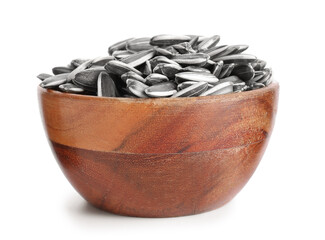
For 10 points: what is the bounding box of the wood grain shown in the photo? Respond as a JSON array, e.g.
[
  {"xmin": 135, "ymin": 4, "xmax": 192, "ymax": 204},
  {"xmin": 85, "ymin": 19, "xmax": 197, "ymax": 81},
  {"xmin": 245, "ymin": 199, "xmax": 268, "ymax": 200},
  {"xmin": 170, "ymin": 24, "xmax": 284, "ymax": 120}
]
[{"xmin": 38, "ymin": 82, "xmax": 279, "ymax": 217}]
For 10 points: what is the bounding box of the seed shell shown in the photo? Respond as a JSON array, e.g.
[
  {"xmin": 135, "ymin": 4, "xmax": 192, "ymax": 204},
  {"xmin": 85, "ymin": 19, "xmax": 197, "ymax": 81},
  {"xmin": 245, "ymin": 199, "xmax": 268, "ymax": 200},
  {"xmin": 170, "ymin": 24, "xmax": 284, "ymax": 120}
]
[
  {"xmin": 150, "ymin": 35, "xmax": 191, "ymax": 47},
  {"xmin": 97, "ymin": 72, "xmax": 119, "ymax": 97},
  {"xmin": 200, "ymin": 82, "xmax": 233, "ymax": 96},
  {"xmin": 41, "ymin": 73, "xmax": 69, "ymax": 88},
  {"xmin": 171, "ymin": 81, "xmax": 208, "ymax": 98},
  {"xmin": 144, "ymin": 82, "xmax": 177, "ymax": 98},
  {"xmin": 175, "ymin": 72, "xmax": 219, "ymax": 84},
  {"xmin": 59, "ymin": 83, "xmax": 84, "ymax": 93},
  {"xmin": 105, "ymin": 60, "xmax": 143, "ymax": 76}
]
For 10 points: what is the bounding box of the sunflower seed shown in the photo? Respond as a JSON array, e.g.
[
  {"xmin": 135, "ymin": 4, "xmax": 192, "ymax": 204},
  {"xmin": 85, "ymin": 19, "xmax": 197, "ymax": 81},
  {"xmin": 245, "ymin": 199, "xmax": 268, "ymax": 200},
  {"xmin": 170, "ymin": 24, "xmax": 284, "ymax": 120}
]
[
  {"xmin": 212, "ymin": 61, "xmax": 224, "ymax": 77},
  {"xmin": 182, "ymin": 66, "xmax": 210, "ymax": 73},
  {"xmin": 150, "ymin": 35, "xmax": 191, "ymax": 47},
  {"xmin": 232, "ymin": 64, "xmax": 255, "ymax": 81},
  {"xmin": 126, "ymin": 37, "xmax": 153, "ymax": 52},
  {"xmin": 121, "ymin": 49, "xmax": 156, "ymax": 67},
  {"xmin": 67, "ymin": 59, "xmax": 93, "ymax": 82},
  {"xmin": 160, "ymin": 64, "xmax": 183, "ymax": 78},
  {"xmin": 121, "ymin": 71, "xmax": 146, "ymax": 83},
  {"xmin": 52, "ymin": 66, "xmax": 74, "ymax": 75},
  {"xmin": 91, "ymin": 56, "xmax": 115, "ymax": 66},
  {"xmin": 172, "ymin": 53, "xmax": 209, "ymax": 66},
  {"xmin": 256, "ymin": 68, "xmax": 272, "ymax": 84},
  {"xmin": 70, "ymin": 59, "xmax": 90, "ymax": 68},
  {"xmin": 97, "ymin": 72, "xmax": 118, "ymax": 97},
  {"xmin": 233, "ymin": 45, "xmax": 249, "ymax": 54},
  {"xmin": 105, "ymin": 60, "xmax": 143, "ymax": 76},
  {"xmin": 145, "ymin": 73, "xmax": 169, "ymax": 85},
  {"xmin": 37, "ymin": 73, "xmax": 53, "ymax": 81},
  {"xmin": 212, "ymin": 54, "xmax": 257, "ymax": 64},
  {"xmin": 41, "ymin": 73, "xmax": 69, "ymax": 88},
  {"xmin": 251, "ymin": 59, "xmax": 267, "ymax": 71},
  {"xmin": 126, "ymin": 79, "xmax": 149, "ymax": 98},
  {"xmin": 172, "ymin": 42, "xmax": 196, "ymax": 54},
  {"xmin": 73, "ymin": 67, "xmax": 105, "ymax": 90},
  {"xmin": 112, "ymin": 50, "xmax": 135, "ymax": 59},
  {"xmin": 219, "ymin": 63, "xmax": 235, "ymax": 79},
  {"xmin": 204, "ymin": 45, "xmax": 228, "ymax": 60},
  {"xmin": 200, "ymin": 82, "xmax": 233, "ymax": 96},
  {"xmin": 142, "ymin": 60, "xmax": 152, "ymax": 76},
  {"xmin": 218, "ymin": 75, "xmax": 243, "ymax": 84},
  {"xmin": 59, "ymin": 83, "xmax": 84, "ymax": 93},
  {"xmin": 155, "ymin": 47, "xmax": 175, "ymax": 58},
  {"xmin": 214, "ymin": 45, "xmax": 239, "ymax": 58},
  {"xmin": 150, "ymin": 56, "xmax": 180, "ymax": 69},
  {"xmin": 188, "ymin": 36, "xmax": 199, "ymax": 48},
  {"xmin": 108, "ymin": 38, "xmax": 134, "ymax": 55},
  {"xmin": 171, "ymin": 81, "xmax": 208, "ymax": 98},
  {"xmin": 250, "ymin": 71, "xmax": 265, "ymax": 83},
  {"xmin": 177, "ymin": 81, "xmax": 214, "ymax": 91},
  {"xmin": 197, "ymin": 35, "xmax": 220, "ymax": 51},
  {"xmin": 175, "ymin": 72, "xmax": 219, "ymax": 84},
  {"xmin": 252, "ymin": 82, "xmax": 265, "ymax": 89},
  {"xmin": 144, "ymin": 82, "xmax": 177, "ymax": 97},
  {"xmin": 202, "ymin": 59, "xmax": 217, "ymax": 71}
]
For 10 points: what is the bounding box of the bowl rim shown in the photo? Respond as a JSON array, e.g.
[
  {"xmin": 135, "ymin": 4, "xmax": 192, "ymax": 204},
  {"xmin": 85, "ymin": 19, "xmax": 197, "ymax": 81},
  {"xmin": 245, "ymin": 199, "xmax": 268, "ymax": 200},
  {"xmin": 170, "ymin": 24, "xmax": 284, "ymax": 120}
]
[{"xmin": 38, "ymin": 80, "xmax": 278, "ymax": 104}]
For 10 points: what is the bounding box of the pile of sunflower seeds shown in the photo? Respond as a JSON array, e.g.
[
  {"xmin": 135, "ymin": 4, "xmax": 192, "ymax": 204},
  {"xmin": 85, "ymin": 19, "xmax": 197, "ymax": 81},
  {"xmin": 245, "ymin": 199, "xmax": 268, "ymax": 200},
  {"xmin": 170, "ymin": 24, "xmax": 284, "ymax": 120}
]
[{"xmin": 37, "ymin": 35, "xmax": 273, "ymax": 98}]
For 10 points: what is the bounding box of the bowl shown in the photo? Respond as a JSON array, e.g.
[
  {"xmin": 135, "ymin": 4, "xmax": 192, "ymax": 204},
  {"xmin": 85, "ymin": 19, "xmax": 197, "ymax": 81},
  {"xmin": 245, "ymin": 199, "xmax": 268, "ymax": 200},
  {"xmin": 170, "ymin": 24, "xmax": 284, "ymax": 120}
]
[{"xmin": 38, "ymin": 82, "xmax": 279, "ymax": 217}]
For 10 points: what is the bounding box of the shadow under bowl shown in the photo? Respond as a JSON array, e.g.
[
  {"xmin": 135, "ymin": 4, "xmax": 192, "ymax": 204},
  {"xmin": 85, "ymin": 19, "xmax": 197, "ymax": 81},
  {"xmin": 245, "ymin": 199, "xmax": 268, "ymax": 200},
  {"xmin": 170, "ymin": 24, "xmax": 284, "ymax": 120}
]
[{"xmin": 38, "ymin": 82, "xmax": 279, "ymax": 217}]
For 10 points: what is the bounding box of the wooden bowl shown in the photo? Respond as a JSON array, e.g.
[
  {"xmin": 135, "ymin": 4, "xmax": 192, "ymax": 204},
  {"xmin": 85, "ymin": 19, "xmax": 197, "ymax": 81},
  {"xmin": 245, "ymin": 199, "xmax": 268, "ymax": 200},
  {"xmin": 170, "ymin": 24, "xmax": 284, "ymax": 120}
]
[{"xmin": 38, "ymin": 82, "xmax": 279, "ymax": 217}]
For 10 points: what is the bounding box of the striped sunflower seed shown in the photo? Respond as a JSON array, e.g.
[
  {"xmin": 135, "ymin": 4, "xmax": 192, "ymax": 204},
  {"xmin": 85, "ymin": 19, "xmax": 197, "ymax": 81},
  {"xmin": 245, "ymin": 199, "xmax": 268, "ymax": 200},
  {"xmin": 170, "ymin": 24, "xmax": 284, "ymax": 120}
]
[
  {"xmin": 218, "ymin": 75, "xmax": 243, "ymax": 84},
  {"xmin": 112, "ymin": 50, "xmax": 135, "ymax": 59},
  {"xmin": 212, "ymin": 54, "xmax": 257, "ymax": 64},
  {"xmin": 121, "ymin": 71, "xmax": 146, "ymax": 83},
  {"xmin": 121, "ymin": 49, "xmax": 156, "ymax": 67},
  {"xmin": 144, "ymin": 82, "xmax": 177, "ymax": 98},
  {"xmin": 199, "ymin": 82, "xmax": 233, "ymax": 96},
  {"xmin": 213, "ymin": 45, "xmax": 239, "ymax": 58},
  {"xmin": 142, "ymin": 60, "xmax": 152, "ymax": 76},
  {"xmin": 252, "ymin": 82, "xmax": 265, "ymax": 89},
  {"xmin": 105, "ymin": 60, "xmax": 143, "ymax": 76},
  {"xmin": 108, "ymin": 38, "xmax": 134, "ymax": 55},
  {"xmin": 150, "ymin": 56, "xmax": 180, "ymax": 69},
  {"xmin": 188, "ymin": 36, "xmax": 199, "ymax": 48},
  {"xmin": 126, "ymin": 79, "xmax": 149, "ymax": 98},
  {"xmin": 177, "ymin": 81, "xmax": 214, "ymax": 91},
  {"xmin": 97, "ymin": 72, "xmax": 118, "ymax": 97},
  {"xmin": 37, "ymin": 73, "xmax": 53, "ymax": 81},
  {"xmin": 52, "ymin": 66, "xmax": 74, "ymax": 75},
  {"xmin": 73, "ymin": 67, "xmax": 105, "ymax": 91},
  {"xmin": 160, "ymin": 64, "xmax": 183, "ymax": 78},
  {"xmin": 256, "ymin": 68, "xmax": 272, "ymax": 84},
  {"xmin": 219, "ymin": 63, "xmax": 235, "ymax": 79},
  {"xmin": 171, "ymin": 81, "xmax": 208, "ymax": 98},
  {"xmin": 67, "ymin": 59, "xmax": 93, "ymax": 82},
  {"xmin": 251, "ymin": 59, "xmax": 267, "ymax": 71},
  {"xmin": 232, "ymin": 64, "xmax": 255, "ymax": 81},
  {"xmin": 204, "ymin": 45, "xmax": 228, "ymax": 60},
  {"xmin": 59, "ymin": 83, "xmax": 84, "ymax": 93},
  {"xmin": 197, "ymin": 35, "xmax": 220, "ymax": 51},
  {"xmin": 172, "ymin": 53, "xmax": 210, "ymax": 66},
  {"xmin": 233, "ymin": 45, "xmax": 249, "ymax": 54},
  {"xmin": 181, "ymin": 66, "xmax": 210, "ymax": 73},
  {"xmin": 172, "ymin": 42, "xmax": 196, "ymax": 54},
  {"xmin": 155, "ymin": 47, "xmax": 175, "ymax": 58},
  {"xmin": 145, "ymin": 73, "xmax": 169, "ymax": 86},
  {"xmin": 150, "ymin": 35, "xmax": 191, "ymax": 47},
  {"xmin": 41, "ymin": 73, "xmax": 69, "ymax": 88},
  {"xmin": 212, "ymin": 61, "xmax": 224, "ymax": 78},
  {"xmin": 175, "ymin": 72, "xmax": 219, "ymax": 84},
  {"xmin": 70, "ymin": 59, "xmax": 90, "ymax": 68},
  {"xmin": 91, "ymin": 56, "xmax": 115, "ymax": 66},
  {"xmin": 126, "ymin": 37, "xmax": 153, "ymax": 52}
]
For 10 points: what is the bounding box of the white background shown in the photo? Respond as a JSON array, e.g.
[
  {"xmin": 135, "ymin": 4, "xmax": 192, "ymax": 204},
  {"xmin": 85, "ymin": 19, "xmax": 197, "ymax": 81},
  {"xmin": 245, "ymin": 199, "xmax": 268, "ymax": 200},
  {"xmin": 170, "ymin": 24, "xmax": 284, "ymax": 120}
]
[{"xmin": 1, "ymin": 0, "xmax": 324, "ymax": 239}]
